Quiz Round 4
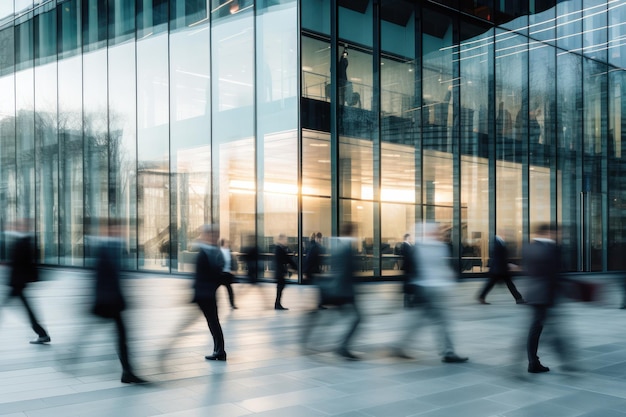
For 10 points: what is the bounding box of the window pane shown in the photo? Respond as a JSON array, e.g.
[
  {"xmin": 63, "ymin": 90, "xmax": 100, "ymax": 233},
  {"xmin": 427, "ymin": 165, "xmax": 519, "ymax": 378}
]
[
  {"xmin": 58, "ymin": 55, "xmax": 84, "ymax": 266},
  {"xmin": 302, "ymin": 0, "xmax": 329, "ymax": 34},
  {"xmin": 557, "ymin": 0, "xmax": 581, "ymax": 52},
  {"xmin": 460, "ymin": 23, "xmax": 491, "ymax": 273},
  {"xmin": 137, "ymin": 32, "xmax": 169, "ymax": 271},
  {"xmin": 0, "ymin": 71, "xmax": 16, "ymax": 261},
  {"xmin": 495, "ymin": 29, "xmax": 527, "ymax": 260},
  {"xmin": 556, "ymin": 52, "xmax": 582, "ymax": 272},
  {"xmin": 109, "ymin": 41, "xmax": 138, "ymax": 270},
  {"xmin": 170, "ymin": 6, "xmax": 211, "ymax": 273}
]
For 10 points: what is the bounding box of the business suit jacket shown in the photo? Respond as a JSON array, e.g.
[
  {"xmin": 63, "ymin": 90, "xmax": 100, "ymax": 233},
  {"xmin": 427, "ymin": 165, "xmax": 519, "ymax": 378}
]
[
  {"xmin": 304, "ymin": 240, "xmax": 323, "ymax": 276},
  {"xmin": 274, "ymin": 243, "xmax": 297, "ymax": 280},
  {"xmin": 488, "ymin": 236, "xmax": 510, "ymax": 277},
  {"xmin": 93, "ymin": 238, "xmax": 126, "ymax": 318},
  {"xmin": 523, "ymin": 238, "xmax": 561, "ymax": 306},
  {"xmin": 193, "ymin": 243, "xmax": 225, "ymax": 302},
  {"xmin": 9, "ymin": 234, "xmax": 38, "ymax": 293},
  {"xmin": 328, "ymin": 238, "xmax": 357, "ymax": 300},
  {"xmin": 400, "ymin": 241, "xmax": 415, "ymax": 276}
]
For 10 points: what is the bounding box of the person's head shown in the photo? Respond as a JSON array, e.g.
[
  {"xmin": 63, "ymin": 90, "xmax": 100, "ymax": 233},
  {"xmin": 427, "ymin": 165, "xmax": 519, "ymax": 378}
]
[
  {"xmin": 315, "ymin": 232, "xmax": 323, "ymax": 242},
  {"xmin": 533, "ymin": 223, "xmax": 555, "ymax": 240},
  {"xmin": 403, "ymin": 233, "xmax": 410, "ymax": 241},
  {"xmin": 341, "ymin": 222, "xmax": 357, "ymax": 237},
  {"xmin": 277, "ymin": 233, "xmax": 288, "ymax": 245},
  {"xmin": 310, "ymin": 232, "xmax": 317, "ymax": 242},
  {"xmin": 200, "ymin": 224, "xmax": 219, "ymax": 245}
]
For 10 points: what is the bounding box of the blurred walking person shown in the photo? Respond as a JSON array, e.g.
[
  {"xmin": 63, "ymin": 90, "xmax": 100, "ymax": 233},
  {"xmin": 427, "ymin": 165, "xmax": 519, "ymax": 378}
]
[
  {"xmin": 1, "ymin": 218, "xmax": 50, "ymax": 344},
  {"xmin": 400, "ymin": 233, "xmax": 415, "ymax": 307},
  {"xmin": 273, "ymin": 233, "xmax": 297, "ymax": 310},
  {"xmin": 219, "ymin": 238, "xmax": 238, "ymax": 309},
  {"xmin": 392, "ymin": 222, "xmax": 468, "ymax": 363},
  {"xmin": 523, "ymin": 223, "xmax": 569, "ymax": 373},
  {"xmin": 159, "ymin": 225, "xmax": 227, "ymax": 366},
  {"xmin": 302, "ymin": 222, "xmax": 362, "ymax": 360},
  {"xmin": 92, "ymin": 220, "xmax": 147, "ymax": 383},
  {"xmin": 304, "ymin": 232, "xmax": 325, "ymax": 309},
  {"xmin": 477, "ymin": 230, "xmax": 525, "ymax": 305}
]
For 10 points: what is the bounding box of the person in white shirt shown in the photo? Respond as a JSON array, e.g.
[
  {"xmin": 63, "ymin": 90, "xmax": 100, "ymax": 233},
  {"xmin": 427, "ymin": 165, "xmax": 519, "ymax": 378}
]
[{"xmin": 393, "ymin": 222, "xmax": 468, "ymax": 363}]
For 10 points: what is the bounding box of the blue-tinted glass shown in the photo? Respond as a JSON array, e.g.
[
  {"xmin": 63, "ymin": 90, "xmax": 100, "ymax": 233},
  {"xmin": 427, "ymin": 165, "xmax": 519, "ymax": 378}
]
[
  {"xmin": 34, "ymin": 7, "xmax": 55, "ymax": 64},
  {"xmin": 109, "ymin": 0, "xmax": 135, "ymax": 44},
  {"xmin": 557, "ymin": 0, "xmax": 581, "ymax": 52},
  {"xmin": 583, "ymin": 0, "xmax": 607, "ymax": 62},
  {"xmin": 59, "ymin": 0, "xmax": 81, "ymax": 58},
  {"xmin": 82, "ymin": 0, "xmax": 107, "ymax": 50},
  {"xmin": 170, "ymin": 0, "xmax": 207, "ymax": 29},
  {"xmin": 495, "ymin": 29, "xmax": 527, "ymax": 258},
  {"xmin": 556, "ymin": 52, "xmax": 582, "ymax": 272},
  {"xmin": 609, "ymin": 0, "xmax": 626, "ymax": 68},
  {"xmin": 0, "ymin": 27, "xmax": 14, "ymax": 75},
  {"xmin": 302, "ymin": 0, "xmax": 329, "ymax": 35}
]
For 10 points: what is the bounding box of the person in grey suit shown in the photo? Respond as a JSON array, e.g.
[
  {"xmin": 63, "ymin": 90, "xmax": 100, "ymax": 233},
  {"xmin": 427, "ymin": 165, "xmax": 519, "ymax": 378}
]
[
  {"xmin": 523, "ymin": 223, "xmax": 568, "ymax": 373},
  {"xmin": 478, "ymin": 231, "xmax": 525, "ymax": 304}
]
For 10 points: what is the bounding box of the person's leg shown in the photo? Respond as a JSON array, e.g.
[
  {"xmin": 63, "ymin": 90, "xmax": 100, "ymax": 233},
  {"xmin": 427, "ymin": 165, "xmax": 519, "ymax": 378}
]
[
  {"xmin": 224, "ymin": 283, "xmax": 236, "ymax": 308},
  {"xmin": 113, "ymin": 313, "xmax": 131, "ymax": 373},
  {"xmin": 18, "ymin": 293, "xmax": 49, "ymax": 339},
  {"xmin": 199, "ymin": 299, "xmax": 225, "ymax": 357},
  {"xmin": 503, "ymin": 275, "xmax": 524, "ymax": 302},
  {"xmin": 477, "ymin": 276, "xmax": 498, "ymax": 302},
  {"xmin": 527, "ymin": 305, "xmax": 549, "ymax": 371},
  {"xmin": 114, "ymin": 313, "xmax": 147, "ymax": 383},
  {"xmin": 275, "ymin": 277, "xmax": 286, "ymax": 309}
]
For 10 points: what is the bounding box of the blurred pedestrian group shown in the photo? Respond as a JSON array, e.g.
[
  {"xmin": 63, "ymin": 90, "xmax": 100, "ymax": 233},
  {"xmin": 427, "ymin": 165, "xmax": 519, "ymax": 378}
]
[{"xmin": 0, "ymin": 217, "xmax": 610, "ymax": 387}]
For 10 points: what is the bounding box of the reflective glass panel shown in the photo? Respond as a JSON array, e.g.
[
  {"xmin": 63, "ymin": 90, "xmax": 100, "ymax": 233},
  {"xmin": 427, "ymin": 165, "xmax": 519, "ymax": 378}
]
[
  {"xmin": 583, "ymin": 58, "xmax": 607, "ymax": 271},
  {"xmin": 137, "ymin": 31, "xmax": 169, "ymax": 271},
  {"xmin": 460, "ymin": 23, "xmax": 491, "ymax": 273},
  {"xmin": 170, "ymin": 2, "xmax": 211, "ymax": 273},
  {"xmin": 528, "ymin": 41, "xmax": 555, "ymax": 231},
  {"xmin": 609, "ymin": 0, "xmax": 626, "ymax": 68},
  {"xmin": 556, "ymin": 0, "xmax": 581, "ymax": 52},
  {"xmin": 58, "ymin": 54, "xmax": 84, "ymax": 266},
  {"xmin": 556, "ymin": 52, "xmax": 582, "ymax": 272},
  {"xmin": 495, "ymin": 29, "xmax": 526, "ymax": 259}
]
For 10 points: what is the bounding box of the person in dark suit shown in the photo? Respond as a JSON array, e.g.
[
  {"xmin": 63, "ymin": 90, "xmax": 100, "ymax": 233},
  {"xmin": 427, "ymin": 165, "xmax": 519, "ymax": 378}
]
[
  {"xmin": 477, "ymin": 231, "xmax": 525, "ymax": 304},
  {"xmin": 273, "ymin": 233, "xmax": 297, "ymax": 310},
  {"xmin": 219, "ymin": 238, "xmax": 237, "ymax": 309},
  {"xmin": 523, "ymin": 223, "xmax": 568, "ymax": 373},
  {"xmin": 3, "ymin": 218, "xmax": 50, "ymax": 344},
  {"xmin": 92, "ymin": 220, "xmax": 146, "ymax": 384},
  {"xmin": 305, "ymin": 232, "xmax": 325, "ymax": 309},
  {"xmin": 194, "ymin": 225, "xmax": 227, "ymax": 360},
  {"xmin": 301, "ymin": 223, "xmax": 362, "ymax": 360}
]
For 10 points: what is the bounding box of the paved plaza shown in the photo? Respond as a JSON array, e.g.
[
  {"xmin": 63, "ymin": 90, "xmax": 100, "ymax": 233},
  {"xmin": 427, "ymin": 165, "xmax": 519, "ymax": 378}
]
[{"xmin": 0, "ymin": 268, "xmax": 625, "ymax": 417}]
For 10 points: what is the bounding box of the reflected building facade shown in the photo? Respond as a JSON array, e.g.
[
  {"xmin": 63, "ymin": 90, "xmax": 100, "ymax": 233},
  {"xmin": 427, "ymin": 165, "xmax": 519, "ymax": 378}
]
[{"xmin": 0, "ymin": 0, "xmax": 625, "ymax": 278}]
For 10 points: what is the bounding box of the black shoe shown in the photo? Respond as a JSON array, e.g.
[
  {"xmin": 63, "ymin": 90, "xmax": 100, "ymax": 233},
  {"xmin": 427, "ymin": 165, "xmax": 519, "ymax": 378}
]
[
  {"xmin": 231, "ymin": 305, "xmax": 238, "ymax": 309},
  {"xmin": 528, "ymin": 362, "xmax": 550, "ymax": 373},
  {"xmin": 336, "ymin": 348, "xmax": 360, "ymax": 361},
  {"xmin": 318, "ymin": 305, "xmax": 328, "ymax": 310},
  {"xmin": 275, "ymin": 305, "xmax": 289, "ymax": 310},
  {"xmin": 477, "ymin": 298, "xmax": 490, "ymax": 305},
  {"xmin": 30, "ymin": 335, "xmax": 51, "ymax": 344},
  {"xmin": 205, "ymin": 352, "xmax": 227, "ymax": 361},
  {"xmin": 516, "ymin": 299, "xmax": 527, "ymax": 304},
  {"xmin": 121, "ymin": 372, "xmax": 148, "ymax": 384},
  {"xmin": 442, "ymin": 354, "xmax": 469, "ymax": 363}
]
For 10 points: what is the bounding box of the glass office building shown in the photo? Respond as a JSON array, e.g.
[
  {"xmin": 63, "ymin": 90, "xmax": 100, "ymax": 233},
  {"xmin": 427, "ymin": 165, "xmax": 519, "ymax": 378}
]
[{"xmin": 0, "ymin": 0, "xmax": 625, "ymax": 278}]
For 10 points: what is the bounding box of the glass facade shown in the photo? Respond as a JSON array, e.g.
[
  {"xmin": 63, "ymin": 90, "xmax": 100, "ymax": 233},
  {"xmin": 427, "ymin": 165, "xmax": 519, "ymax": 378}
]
[{"xmin": 0, "ymin": 0, "xmax": 625, "ymax": 278}]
